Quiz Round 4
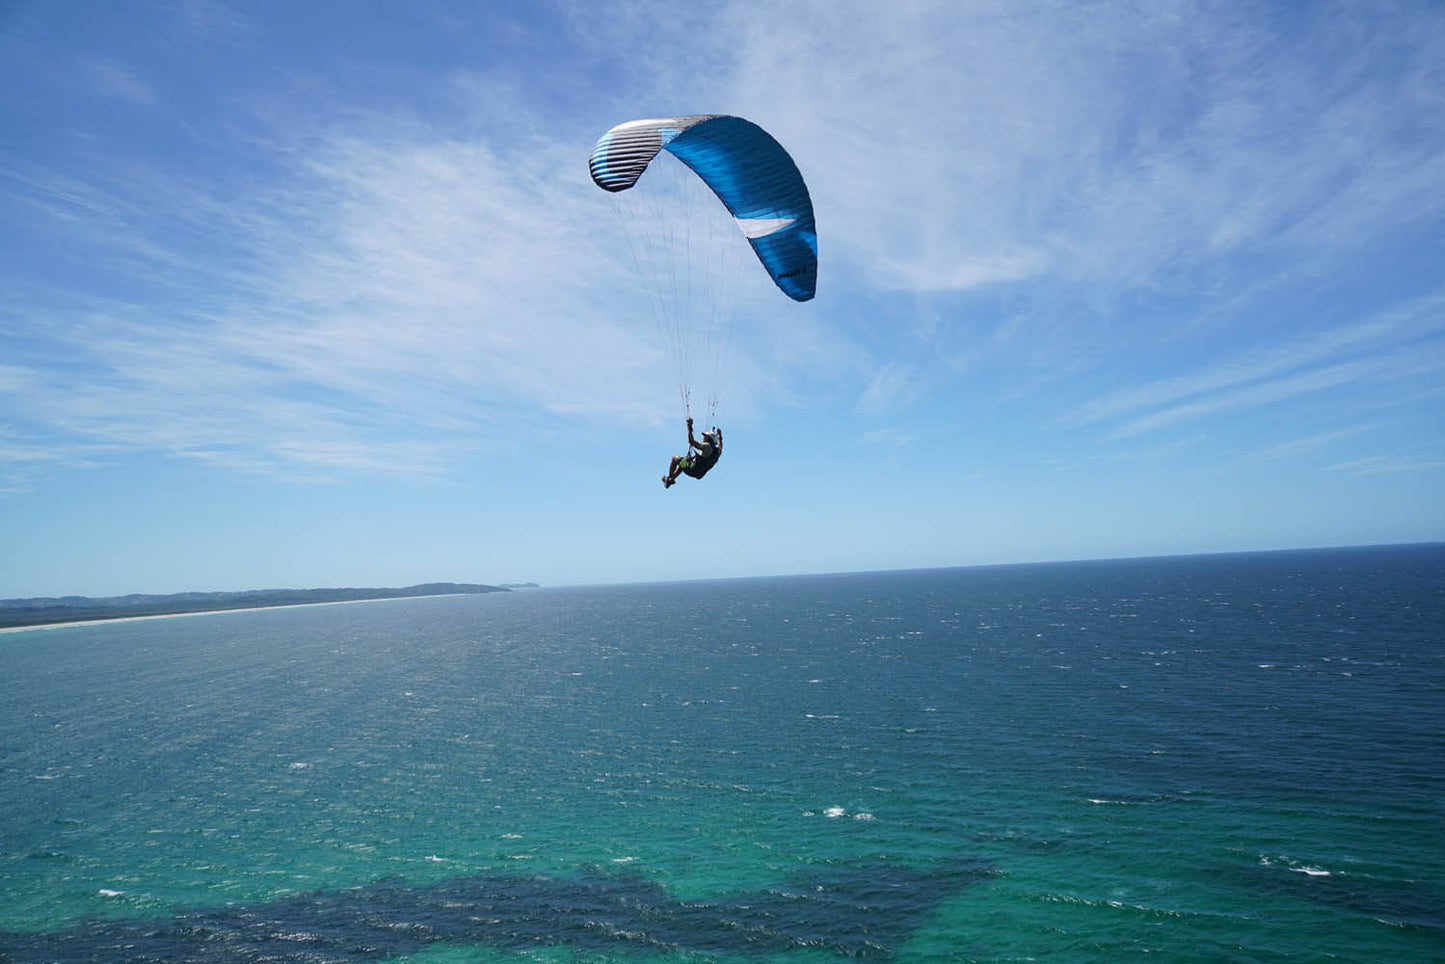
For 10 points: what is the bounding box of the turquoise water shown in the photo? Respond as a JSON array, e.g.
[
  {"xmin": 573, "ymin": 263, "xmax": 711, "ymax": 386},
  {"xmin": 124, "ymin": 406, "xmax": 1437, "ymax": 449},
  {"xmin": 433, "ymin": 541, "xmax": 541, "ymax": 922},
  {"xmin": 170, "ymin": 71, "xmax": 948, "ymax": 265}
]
[{"xmin": 2, "ymin": 545, "xmax": 1442, "ymax": 961}]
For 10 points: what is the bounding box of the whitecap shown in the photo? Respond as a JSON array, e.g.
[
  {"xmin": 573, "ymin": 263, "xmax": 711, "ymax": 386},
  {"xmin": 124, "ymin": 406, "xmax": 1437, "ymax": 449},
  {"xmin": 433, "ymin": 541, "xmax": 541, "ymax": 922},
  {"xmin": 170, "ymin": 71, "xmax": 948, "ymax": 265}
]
[
  {"xmin": 854, "ymin": 812, "xmax": 875, "ymax": 821},
  {"xmin": 823, "ymin": 806, "xmax": 846, "ymax": 818},
  {"xmin": 1292, "ymin": 866, "xmax": 1331, "ymax": 877},
  {"xmin": 98, "ymin": 889, "xmax": 124, "ymax": 898}
]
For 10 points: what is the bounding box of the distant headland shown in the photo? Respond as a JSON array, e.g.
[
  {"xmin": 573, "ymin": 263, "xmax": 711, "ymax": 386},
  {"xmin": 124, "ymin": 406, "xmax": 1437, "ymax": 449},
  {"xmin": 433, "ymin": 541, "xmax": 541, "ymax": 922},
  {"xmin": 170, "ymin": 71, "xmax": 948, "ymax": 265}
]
[{"xmin": 0, "ymin": 583, "xmax": 527, "ymax": 629}]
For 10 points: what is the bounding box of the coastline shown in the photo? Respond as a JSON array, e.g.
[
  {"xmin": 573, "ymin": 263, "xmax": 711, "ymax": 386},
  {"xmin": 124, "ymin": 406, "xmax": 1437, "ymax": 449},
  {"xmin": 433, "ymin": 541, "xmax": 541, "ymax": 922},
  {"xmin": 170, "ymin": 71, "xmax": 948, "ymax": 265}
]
[{"xmin": 0, "ymin": 592, "xmax": 481, "ymax": 635}]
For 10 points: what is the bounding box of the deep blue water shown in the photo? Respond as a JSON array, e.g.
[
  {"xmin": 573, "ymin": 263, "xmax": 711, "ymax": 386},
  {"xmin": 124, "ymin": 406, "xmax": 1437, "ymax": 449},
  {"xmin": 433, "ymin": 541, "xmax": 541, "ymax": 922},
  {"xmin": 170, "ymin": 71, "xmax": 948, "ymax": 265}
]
[{"xmin": 1, "ymin": 544, "xmax": 1442, "ymax": 962}]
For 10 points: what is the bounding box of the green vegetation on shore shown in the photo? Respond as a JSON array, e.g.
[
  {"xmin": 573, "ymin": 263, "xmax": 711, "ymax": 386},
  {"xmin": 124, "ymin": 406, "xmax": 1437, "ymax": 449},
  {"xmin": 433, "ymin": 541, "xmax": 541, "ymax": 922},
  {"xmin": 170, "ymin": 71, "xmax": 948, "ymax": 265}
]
[{"xmin": 0, "ymin": 583, "xmax": 514, "ymax": 629}]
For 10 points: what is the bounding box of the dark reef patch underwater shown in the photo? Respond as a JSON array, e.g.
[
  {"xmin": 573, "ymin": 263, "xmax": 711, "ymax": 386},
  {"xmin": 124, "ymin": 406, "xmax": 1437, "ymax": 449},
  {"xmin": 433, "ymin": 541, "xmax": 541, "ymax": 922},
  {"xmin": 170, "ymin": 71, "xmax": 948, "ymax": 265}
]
[{"xmin": 0, "ymin": 857, "xmax": 995, "ymax": 962}]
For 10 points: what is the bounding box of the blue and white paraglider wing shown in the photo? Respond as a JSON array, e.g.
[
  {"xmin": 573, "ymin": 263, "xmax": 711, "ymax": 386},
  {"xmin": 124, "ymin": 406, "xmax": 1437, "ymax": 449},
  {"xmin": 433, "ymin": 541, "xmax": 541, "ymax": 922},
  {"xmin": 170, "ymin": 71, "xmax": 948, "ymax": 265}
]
[{"xmin": 589, "ymin": 115, "xmax": 817, "ymax": 302}]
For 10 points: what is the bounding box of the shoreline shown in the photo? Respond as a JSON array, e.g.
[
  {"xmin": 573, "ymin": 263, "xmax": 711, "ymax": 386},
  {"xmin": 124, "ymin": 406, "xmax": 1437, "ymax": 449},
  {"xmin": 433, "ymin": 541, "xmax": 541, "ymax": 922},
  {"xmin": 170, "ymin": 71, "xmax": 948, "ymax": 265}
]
[{"xmin": 0, "ymin": 593, "xmax": 477, "ymax": 635}]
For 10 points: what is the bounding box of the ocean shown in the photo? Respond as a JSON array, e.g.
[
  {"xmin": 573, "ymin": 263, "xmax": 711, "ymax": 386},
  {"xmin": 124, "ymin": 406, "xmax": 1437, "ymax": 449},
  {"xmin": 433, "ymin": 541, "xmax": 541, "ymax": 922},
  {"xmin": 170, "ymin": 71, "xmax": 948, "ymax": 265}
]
[{"xmin": 1, "ymin": 544, "xmax": 1441, "ymax": 962}]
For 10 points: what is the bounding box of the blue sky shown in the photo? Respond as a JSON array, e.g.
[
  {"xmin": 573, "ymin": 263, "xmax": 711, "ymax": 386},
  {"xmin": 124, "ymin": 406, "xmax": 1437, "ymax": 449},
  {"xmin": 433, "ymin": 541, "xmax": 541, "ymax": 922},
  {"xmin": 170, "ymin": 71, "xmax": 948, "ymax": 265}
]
[{"xmin": 2, "ymin": 0, "xmax": 1443, "ymax": 597}]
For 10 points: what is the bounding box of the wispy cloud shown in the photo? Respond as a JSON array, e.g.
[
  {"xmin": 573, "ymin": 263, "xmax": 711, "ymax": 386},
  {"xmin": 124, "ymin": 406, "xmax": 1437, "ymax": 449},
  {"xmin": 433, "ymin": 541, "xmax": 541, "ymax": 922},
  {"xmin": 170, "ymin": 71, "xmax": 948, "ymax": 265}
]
[
  {"xmin": 85, "ymin": 60, "xmax": 156, "ymax": 105},
  {"xmin": 0, "ymin": 425, "xmax": 112, "ymax": 495},
  {"xmin": 1326, "ymin": 455, "xmax": 1445, "ymax": 476},
  {"xmin": 173, "ymin": 0, "xmax": 257, "ymax": 46},
  {"xmin": 712, "ymin": 0, "xmax": 1445, "ymax": 430},
  {"xmin": 3, "ymin": 87, "xmax": 687, "ymax": 480},
  {"xmin": 727, "ymin": 0, "xmax": 1445, "ymax": 295},
  {"xmin": 1106, "ymin": 350, "xmax": 1441, "ymax": 441},
  {"xmin": 1244, "ymin": 424, "xmax": 1382, "ymax": 462},
  {"xmin": 1067, "ymin": 303, "xmax": 1441, "ymax": 427},
  {"xmin": 1058, "ymin": 290, "xmax": 1445, "ymax": 439},
  {"xmin": 856, "ymin": 362, "xmax": 924, "ymax": 415}
]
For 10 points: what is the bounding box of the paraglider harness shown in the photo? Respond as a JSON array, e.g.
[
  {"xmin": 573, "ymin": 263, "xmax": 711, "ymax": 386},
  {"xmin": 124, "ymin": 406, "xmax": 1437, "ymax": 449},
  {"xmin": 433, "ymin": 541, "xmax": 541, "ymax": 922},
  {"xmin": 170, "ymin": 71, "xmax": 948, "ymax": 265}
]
[{"xmin": 681, "ymin": 427, "xmax": 722, "ymax": 479}]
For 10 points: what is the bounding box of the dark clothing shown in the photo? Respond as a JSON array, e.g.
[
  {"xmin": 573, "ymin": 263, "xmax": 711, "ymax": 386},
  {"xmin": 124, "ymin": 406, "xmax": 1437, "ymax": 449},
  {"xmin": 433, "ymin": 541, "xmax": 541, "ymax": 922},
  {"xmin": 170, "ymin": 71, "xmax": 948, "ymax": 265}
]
[{"xmin": 681, "ymin": 439, "xmax": 719, "ymax": 479}]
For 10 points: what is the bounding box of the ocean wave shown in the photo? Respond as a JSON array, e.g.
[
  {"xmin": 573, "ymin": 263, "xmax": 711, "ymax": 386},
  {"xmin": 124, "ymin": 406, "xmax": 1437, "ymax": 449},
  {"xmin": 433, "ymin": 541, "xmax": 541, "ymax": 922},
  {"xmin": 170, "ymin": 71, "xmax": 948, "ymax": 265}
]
[
  {"xmin": 1037, "ymin": 892, "xmax": 1213, "ymax": 921},
  {"xmin": 1260, "ymin": 855, "xmax": 1334, "ymax": 877}
]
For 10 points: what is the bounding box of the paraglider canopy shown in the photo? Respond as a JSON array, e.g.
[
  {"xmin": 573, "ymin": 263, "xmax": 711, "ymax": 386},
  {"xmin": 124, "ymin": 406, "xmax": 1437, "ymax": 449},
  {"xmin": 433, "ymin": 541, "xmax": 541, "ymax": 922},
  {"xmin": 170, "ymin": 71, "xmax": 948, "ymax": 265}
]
[{"xmin": 590, "ymin": 115, "xmax": 817, "ymax": 301}]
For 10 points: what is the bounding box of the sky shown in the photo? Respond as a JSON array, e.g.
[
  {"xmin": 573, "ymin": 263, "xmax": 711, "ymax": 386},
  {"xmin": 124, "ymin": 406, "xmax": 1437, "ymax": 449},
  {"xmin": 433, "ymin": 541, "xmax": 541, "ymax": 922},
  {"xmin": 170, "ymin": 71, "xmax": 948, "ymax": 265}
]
[{"xmin": 2, "ymin": 0, "xmax": 1443, "ymax": 598}]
